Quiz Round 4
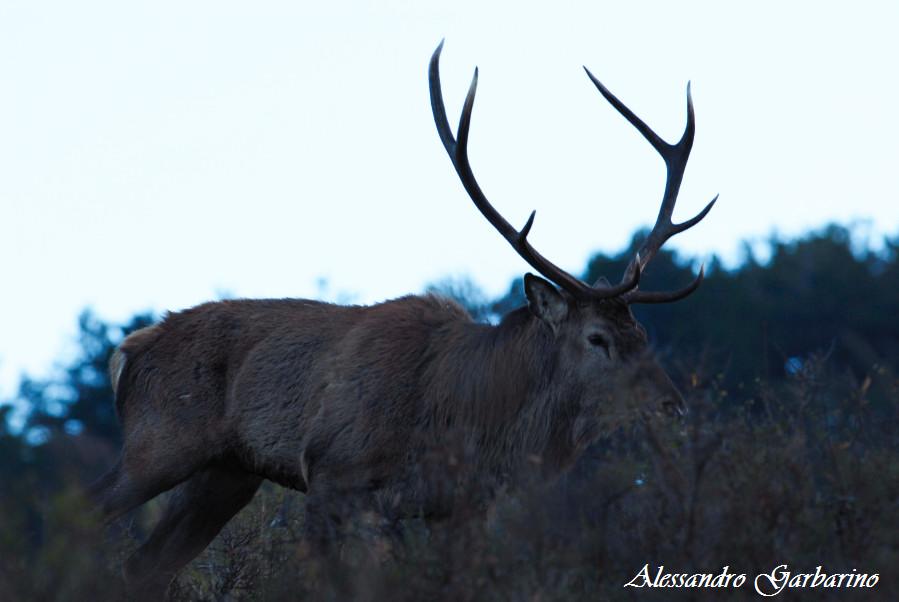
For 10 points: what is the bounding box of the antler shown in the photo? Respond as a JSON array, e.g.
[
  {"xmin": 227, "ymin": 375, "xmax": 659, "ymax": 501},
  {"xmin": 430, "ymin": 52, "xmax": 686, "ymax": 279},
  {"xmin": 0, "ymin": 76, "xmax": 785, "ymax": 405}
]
[
  {"xmin": 582, "ymin": 69, "xmax": 717, "ymax": 304},
  {"xmin": 430, "ymin": 41, "xmax": 716, "ymax": 304},
  {"xmin": 429, "ymin": 41, "xmax": 641, "ymax": 300}
]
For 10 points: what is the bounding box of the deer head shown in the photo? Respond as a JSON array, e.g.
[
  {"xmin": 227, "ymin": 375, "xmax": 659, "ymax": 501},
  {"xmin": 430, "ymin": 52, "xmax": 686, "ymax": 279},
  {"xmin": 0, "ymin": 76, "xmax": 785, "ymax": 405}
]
[{"xmin": 429, "ymin": 41, "xmax": 717, "ymax": 420}]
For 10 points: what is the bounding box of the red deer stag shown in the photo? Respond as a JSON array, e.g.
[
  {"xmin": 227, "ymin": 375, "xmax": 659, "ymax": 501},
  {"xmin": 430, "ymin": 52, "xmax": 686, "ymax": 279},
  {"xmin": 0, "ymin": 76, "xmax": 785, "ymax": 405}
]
[{"xmin": 90, "ymin": 41, "xmax": 716, "ymax": 594}]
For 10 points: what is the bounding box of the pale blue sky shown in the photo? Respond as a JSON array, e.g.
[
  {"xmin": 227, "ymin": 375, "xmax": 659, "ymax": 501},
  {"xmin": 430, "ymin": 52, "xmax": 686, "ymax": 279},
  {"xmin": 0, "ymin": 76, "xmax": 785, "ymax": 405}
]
[{"xmin": 1, "ymin": 1, "xmax": 897, "ymax": 398}]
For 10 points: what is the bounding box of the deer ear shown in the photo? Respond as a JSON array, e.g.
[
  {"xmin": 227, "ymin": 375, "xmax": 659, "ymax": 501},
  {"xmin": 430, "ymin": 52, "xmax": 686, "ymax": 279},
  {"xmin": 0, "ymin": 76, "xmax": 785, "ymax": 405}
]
[{"xmin": 524, "ymin": 274, "xmax": 568, "ymax": 331}]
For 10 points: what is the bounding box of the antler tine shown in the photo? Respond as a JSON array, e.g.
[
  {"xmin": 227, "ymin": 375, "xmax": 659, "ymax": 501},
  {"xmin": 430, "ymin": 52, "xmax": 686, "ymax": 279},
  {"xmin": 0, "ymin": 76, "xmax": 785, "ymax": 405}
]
[
  {"xmin": 584, "ymin": 70, "xmax": 717, "ymax": 273},
  {"xmin": 430, "ymin": 42, "xmax": 640, "ymax": 299},
  {"xmin": 625, "ymin": 264, "xmax": 705, "ymax": 304}
]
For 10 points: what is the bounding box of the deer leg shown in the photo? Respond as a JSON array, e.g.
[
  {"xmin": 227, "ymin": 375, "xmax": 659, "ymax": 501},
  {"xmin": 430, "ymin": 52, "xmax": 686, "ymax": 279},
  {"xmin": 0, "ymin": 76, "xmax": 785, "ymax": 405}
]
[
  {"xmin": 89, "ymin": 401, "xmax": 231, "ymax": 522},
  {"xmin": 299, "ymin": 428, "xmax": 401, "ymax": 553},
  {"xmin": 302, "ymin": 484, "xmax": 398, "ymax": 554},
  {"xmin": 88, "ymin": 444, "xmax": 209, "ymax": 523},
  {"xmin": 122, "ymin": 462, "xmax": 262, "ymax": 598}
]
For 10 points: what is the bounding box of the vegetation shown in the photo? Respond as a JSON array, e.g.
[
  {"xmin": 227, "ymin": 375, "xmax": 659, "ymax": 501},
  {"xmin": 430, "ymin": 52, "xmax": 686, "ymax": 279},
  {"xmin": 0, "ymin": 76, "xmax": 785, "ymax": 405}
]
[{"xmin": 2, "ymin": 225, "xmax": 897, "ymax": 600}]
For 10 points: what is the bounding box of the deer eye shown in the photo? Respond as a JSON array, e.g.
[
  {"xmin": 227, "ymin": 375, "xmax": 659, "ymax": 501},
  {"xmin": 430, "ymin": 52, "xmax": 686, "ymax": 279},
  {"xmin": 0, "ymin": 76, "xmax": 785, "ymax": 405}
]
[{"xmin": 587, "ymin": 333, "xmax": 611, "ymax": 356}]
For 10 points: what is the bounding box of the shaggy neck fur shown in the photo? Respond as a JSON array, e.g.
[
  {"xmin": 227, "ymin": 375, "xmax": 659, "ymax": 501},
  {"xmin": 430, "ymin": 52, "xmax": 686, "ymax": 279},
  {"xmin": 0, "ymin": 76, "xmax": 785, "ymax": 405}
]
[{"xmin": 421, "ymin": 305, "xmax": 581, "ymax": 477}]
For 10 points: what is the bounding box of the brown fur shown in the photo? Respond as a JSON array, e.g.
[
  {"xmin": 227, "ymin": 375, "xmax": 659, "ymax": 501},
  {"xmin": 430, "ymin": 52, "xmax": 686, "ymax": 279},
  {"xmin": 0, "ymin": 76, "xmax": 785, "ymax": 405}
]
[
  {"xmin": 89, "ymin": 284, "xmax": 684, "ymax": 597},
  {"xmin": 89, "ymin": 44, "xmax": 713, "ymax": 597}
]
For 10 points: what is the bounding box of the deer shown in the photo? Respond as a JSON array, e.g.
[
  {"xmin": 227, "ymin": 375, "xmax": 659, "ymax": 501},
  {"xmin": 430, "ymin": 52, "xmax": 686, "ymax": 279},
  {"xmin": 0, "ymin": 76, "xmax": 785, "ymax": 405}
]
[{"xmin": 89, "ymin": 41, "xmax": 717, "ymax": 596}]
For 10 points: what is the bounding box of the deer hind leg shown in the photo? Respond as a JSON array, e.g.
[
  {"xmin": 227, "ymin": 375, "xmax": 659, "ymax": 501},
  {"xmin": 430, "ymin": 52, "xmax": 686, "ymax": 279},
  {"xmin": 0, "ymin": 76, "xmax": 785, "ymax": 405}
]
[
  {"xmin": 90, "ymin": 384, "xmax": 235, "ymax": 521},
  {"xmin": 122, "ymin": 462, "xmax": 262, "ymax": 598},
  {"xmin": 88, "ymin": 433, "xmax": 212, "ymax": 523},
  {"xmin": 89, "ymin": 459, "xmax": 192, "ymax": 524}
]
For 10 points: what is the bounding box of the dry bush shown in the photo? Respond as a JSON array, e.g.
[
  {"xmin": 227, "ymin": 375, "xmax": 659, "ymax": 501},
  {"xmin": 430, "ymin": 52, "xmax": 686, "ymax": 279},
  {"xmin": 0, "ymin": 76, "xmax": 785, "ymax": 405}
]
[
  {"xmin": 4, "ymin": 360, "xmax": 897, "ymax": 601},
  {"xmin": 160, "ymin": 361, "xmax": 899, "ymax": 601}
]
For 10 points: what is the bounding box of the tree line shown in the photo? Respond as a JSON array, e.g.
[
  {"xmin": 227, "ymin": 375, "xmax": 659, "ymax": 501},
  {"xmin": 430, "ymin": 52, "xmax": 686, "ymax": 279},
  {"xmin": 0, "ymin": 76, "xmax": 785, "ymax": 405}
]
[{"xmin": 1, "ymin": 223, "xmax": 897, "ymax": 600}]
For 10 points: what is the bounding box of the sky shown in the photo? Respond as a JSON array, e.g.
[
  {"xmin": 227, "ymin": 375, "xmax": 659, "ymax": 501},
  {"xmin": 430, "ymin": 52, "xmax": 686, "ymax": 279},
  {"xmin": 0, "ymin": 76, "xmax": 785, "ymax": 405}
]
[{"xmin": 1, "ymin": 1, "xmax": 897, "ymax": 399}]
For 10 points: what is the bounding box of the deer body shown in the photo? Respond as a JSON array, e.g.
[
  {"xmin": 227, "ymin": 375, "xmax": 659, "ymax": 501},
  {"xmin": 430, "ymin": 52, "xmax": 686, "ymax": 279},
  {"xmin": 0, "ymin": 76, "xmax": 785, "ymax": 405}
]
[
  {"xmin": 91, "ymin": 41, "xmax": 717, "ymax": 596},
  {"xmin": 104, "ymin": 292, "xmax": 659, "ymax": 521}
]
